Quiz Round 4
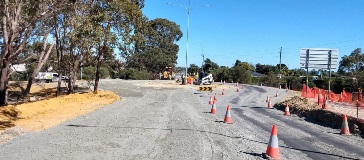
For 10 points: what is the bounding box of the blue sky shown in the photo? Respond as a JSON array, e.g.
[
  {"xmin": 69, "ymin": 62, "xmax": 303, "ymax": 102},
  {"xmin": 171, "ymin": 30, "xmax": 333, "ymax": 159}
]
[{"xmin": 142, "ymin": 0, "xmax": 364, "ymax": 70}]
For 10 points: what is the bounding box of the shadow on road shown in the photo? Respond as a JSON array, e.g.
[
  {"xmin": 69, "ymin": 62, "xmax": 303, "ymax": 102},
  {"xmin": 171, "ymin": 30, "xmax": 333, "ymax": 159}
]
[{"xmin": 66, "ymin": 124, "xmax": 360, "ymax": 160}]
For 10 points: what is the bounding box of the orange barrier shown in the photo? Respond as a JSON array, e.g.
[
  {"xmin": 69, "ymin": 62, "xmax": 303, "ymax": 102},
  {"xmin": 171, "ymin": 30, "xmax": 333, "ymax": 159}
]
[
  {"xmin": 301, "ymin": 84, "xmax": 363, "ymax": 106},
  {"xmin": 187, "ymin": 77, "xmax": 193, "ymax": 84}
]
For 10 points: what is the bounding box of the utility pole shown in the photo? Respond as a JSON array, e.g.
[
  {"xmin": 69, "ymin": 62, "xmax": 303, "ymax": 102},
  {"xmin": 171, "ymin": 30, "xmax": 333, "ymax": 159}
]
[{"xmin": 279, "ymin": 47, "xmax": 282, "ymax": 78}]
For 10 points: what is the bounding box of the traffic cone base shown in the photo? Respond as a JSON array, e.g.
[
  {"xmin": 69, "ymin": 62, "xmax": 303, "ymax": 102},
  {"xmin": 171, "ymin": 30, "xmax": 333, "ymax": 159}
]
[
  {"xmin": 268, "ymin": 101, "xmax": 272, "ymax": 108},
  {"xmin": 222, "ymin": 89, "xmax": 225, "ymax": 96},
  {"xmin": 266, "ymin": 125, "xmax": 279, "ymax": 160}
]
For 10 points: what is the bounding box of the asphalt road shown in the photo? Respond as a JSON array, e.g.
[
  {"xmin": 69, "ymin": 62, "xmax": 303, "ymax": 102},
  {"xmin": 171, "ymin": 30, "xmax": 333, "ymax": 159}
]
[{"xmin": 0, "ymin": 80, "xmax": 363, "ymax": 160}]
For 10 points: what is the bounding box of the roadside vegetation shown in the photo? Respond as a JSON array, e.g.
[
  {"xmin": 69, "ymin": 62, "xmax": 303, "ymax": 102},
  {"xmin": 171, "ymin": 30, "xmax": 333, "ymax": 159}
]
[{"xmin": 1, "ymin": 0, "xmax": 182, "ymax": 106}]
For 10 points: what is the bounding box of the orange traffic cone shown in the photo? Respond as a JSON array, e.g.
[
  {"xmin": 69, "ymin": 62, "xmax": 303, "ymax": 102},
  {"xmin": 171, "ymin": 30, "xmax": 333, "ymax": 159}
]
[
  {"xmin": 275, "ymin": 92, "xmax": 279, "ymax": 97},
  {"xmin": 224, "ymin": 105, "xmax": 232, "ymax": 123},
  {"xmin": 235, "ymin": 82, "xmax": 238, "ymax": 87},
  {"xmin": 266, "ymin": 96, "xmax": 270, "ymax": 102},
  {"xmin": 340, "ymin": 115, "xmax": 350, "ymax": 135},
  {"xmin": 268, "ymin": 101, "xmax": 272, "ymax": 109},
  {"xmin": 284, "ymin": 102, "xmax": 290, "ymax": 116},
  {"xmin": 221, "ymin": 80, "xmax": 223, "ymax": 84},
  {"xmin": 222, "ymin": 89, "xmax": 225, "ymax": 96},
  {"xmin": 211, "ymin": 101, "xmax": 216, "ymax": 114},
  {"xmin": 236, "ymin": 87, "xmax": 239, "ymax": 92},
  {"xmin": 214, "ymin": 96, "xmax": 217, "ymax": 102},
  {"xmin": 223, "ymin": 80, "xmax": 226, "ymax": 84},
  {"xmin": 266, "ymin": 124, "xmax": 279, "ymax": 160},
  {"xmin": 208, "ymin": 96, "xmax": 213, "ymax": 105}
]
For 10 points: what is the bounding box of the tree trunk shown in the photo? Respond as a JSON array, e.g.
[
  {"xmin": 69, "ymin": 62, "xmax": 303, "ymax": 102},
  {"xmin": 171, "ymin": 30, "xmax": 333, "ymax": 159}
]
[
  {"xmin": 67, "ymin": 64, "xmax": 74, "ymax": 94},
  {"xmin": 68, "ymin": 60, "xmax": 79, "ymax": 94},
  {"xmin": 56, "ymin": 72, "xmax": 62, "ymax": 96},
  {"xmin": 22, "ymin": 35, "xmax": 55, "ymax": 97},
  {"xmin": 72, "ymin": 60, "xmax": 79, "ymax": 91},
  {"xmin": 93, "ymin": 51, "xmax": 103, "ymax": 94},
  {"xmin": 0, "ymin": 62, "xmax": 9, "ymax": 106},
  {"xmin": 55, "ymin": 27, "xmax": 63, "ymax": 97}
]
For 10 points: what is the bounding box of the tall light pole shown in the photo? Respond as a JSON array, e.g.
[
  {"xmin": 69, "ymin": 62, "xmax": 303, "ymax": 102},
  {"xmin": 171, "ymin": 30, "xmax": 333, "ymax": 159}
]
[
  {"xmin": 185, "ymin": 0, "xmax": 190, "ymax": 84},
  {"xmin": 167, "ymin": 0, "xmax": 190, "ymax": 85}
]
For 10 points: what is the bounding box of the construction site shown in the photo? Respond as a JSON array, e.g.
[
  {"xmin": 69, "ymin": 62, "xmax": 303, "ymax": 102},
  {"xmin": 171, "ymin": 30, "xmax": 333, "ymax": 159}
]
[{"xmin": 0, "ymin": 79, "xmax": 363, "ymax": 160}]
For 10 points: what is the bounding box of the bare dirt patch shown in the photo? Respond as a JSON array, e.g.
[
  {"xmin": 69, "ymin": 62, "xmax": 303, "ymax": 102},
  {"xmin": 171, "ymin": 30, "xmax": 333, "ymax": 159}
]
[{"xmin": 0, "ymin": 81, "xmax": 120, "ymax": 133}]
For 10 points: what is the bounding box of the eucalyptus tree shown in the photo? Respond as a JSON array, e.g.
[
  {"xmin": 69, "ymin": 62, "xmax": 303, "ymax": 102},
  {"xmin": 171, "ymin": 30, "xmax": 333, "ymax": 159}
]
[
  {"xmin": 87, "ymin": 0, "xmax": 144, "ymax": 93},
  {"xmin": 338, "ymin": 48, "xmax": 364, "ymax": 77},
  {"xmin": 203, "ymin": 58, "xmax": 219, "ymax": 72},
  {"xmin": 126, "ymin": 18, "xmax": 182, "ymax": 74},
  {"xmin": 1, "ymin": 0, "xmax": 60, "ymax": 105}
]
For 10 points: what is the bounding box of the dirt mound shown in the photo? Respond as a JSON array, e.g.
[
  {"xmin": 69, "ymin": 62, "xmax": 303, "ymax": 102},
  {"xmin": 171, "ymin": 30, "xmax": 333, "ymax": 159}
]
[
  {"xmin": 274, "ymin": 96, "xmax": 364, "ymax": 136},
  {"xmin": 0, "ymin": 107, "xmax": 20, "ymax": 129}
]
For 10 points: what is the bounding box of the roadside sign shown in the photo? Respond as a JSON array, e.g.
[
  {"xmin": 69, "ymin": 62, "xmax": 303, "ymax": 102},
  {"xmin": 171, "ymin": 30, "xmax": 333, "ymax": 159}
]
[
  {"xmin": 199, "ymin": 87, "xmax": 212, "ymax": 91},
  {"xmin": 299, "ymin": 48, "xmax": 339, "ymax": 99},
  {"xmin": 300, "ymin": 48, "xmax": 338, "ymax": 69}
]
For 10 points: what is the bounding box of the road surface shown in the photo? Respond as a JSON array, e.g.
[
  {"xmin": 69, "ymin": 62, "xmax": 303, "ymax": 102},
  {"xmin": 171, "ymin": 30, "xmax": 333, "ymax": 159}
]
[{"xmin": 0, "ymin": 80, "xmax": 363, "ymax": 160}]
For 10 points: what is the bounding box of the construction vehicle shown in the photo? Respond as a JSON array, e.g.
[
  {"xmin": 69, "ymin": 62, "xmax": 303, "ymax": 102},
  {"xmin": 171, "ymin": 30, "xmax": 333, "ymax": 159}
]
[
  {"xmin": 160, "ymin": 67, "xmax": 175, "ymax": 80},
  {"xmin": 193, "ymin": 72, "xmax": 213, "ymax": 85}
]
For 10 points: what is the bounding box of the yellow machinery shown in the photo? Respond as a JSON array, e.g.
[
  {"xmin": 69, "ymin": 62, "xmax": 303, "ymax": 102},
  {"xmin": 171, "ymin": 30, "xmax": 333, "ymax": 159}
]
[{"xmin": 161, "ymin": 67, "xmax": 175, "ymax": 80}]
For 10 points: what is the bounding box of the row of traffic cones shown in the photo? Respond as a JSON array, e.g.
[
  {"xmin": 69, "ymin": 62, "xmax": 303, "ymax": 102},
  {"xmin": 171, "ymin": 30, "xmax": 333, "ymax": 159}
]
[
  {"xmin": 263, "ymin": 114, "xmax": 351, "ymax": 159},
  {"xmin": 263, "ymin": 92, "xmax": 352, "ymax": 159},
  {"xmin": 207, "ymin": 93, "xmax": 351, "ymax": 160},
  {"xmin": 210, "ymin": 101, "xmax": 232, "ymax": 123}
]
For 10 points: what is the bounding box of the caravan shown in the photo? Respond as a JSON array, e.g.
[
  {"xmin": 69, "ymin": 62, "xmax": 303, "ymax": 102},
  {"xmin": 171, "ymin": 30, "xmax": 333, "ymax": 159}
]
[{"xmin": 35, "ymin": 72, "xmax": 59, "ymax": 83}]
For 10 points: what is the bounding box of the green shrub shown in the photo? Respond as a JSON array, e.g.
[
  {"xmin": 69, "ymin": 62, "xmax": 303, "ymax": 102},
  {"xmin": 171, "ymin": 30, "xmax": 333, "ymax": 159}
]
[
  {"xmin": 123, "ymin": 68, "xmax": 151, "ymax": 80},
  {"xmin": 9, "ymin": 72, "xmax": 28, "ymax": 81},
  {"xmin": 283, "ymin": 76, "xmax": 303, "ymax": 91},
  {"xmin": 260, "ymin": 72, "xmax": 279, "ymax": 87},
  {"xmin": 81, "ymin": 66, "xmax": 110, "ymax": 81}
]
